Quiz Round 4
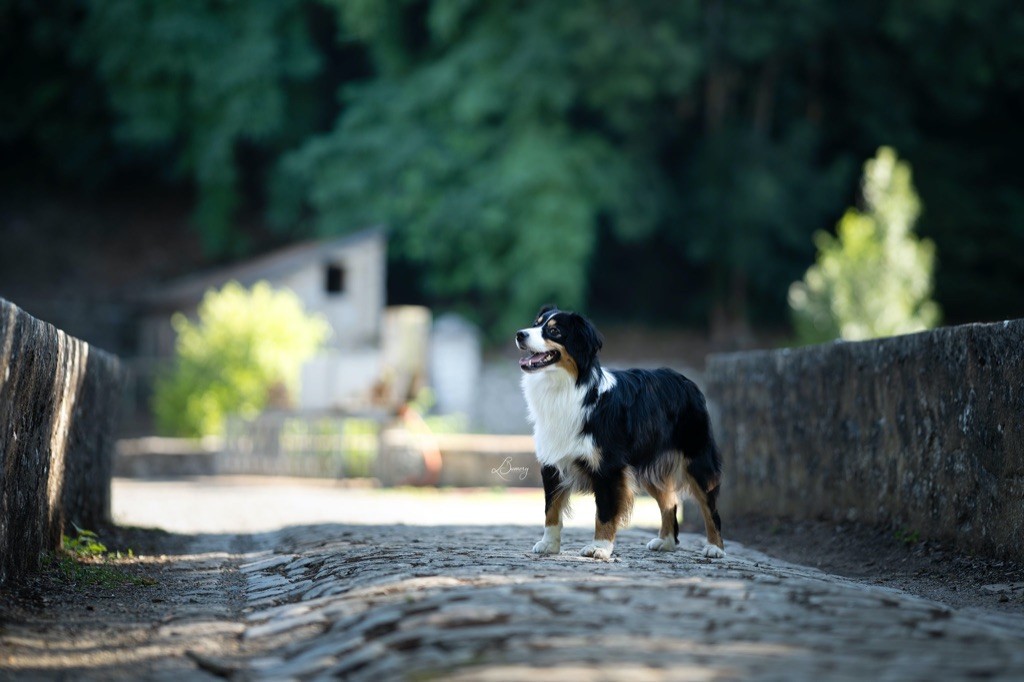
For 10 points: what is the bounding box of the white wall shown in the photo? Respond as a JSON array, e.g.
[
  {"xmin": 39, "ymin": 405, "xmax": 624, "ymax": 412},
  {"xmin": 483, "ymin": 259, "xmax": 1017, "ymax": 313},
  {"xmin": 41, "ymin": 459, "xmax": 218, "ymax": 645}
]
[
  {"xmin": 299, "ymin": 348, "xmax": 382, "ymax": 411},
  {"xmin": 276, "ymin": 232, "xmax": 386, "ymax": 349}
]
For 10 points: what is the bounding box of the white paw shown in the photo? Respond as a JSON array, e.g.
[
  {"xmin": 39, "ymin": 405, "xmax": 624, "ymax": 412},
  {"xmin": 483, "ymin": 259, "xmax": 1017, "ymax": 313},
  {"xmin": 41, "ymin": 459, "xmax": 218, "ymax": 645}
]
[
  {"xmin": 580, "ymin": 541, "xmax": 614, "ymax": 560},
  {"xmin": 532, "ymin": 527, "xmax": 561, "ymax": 554},
  {"xmin": 646, "ymin": 536, "xmax": 676, "ymax": 552},
  {"xmin": 700, "ymin": 543, "xmax": 726, "ymax": 559},
  {"xmin": 532, "ymin": 539, "xmax": 561, "ymax": 554}
]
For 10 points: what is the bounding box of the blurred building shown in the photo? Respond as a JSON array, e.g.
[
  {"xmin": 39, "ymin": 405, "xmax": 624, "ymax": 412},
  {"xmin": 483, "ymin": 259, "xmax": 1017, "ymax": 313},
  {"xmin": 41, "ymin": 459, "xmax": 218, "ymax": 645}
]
[
  {"xmin": 136, "ymin": 229, "xmax": 388, "ymax": 411},
  {"xmin": 139, "ymin": 229, "xmax": 386, "ymax": 357},
  {"xmin": 134, "ymin": 229, "xmax": 484, "ymax": 421}
]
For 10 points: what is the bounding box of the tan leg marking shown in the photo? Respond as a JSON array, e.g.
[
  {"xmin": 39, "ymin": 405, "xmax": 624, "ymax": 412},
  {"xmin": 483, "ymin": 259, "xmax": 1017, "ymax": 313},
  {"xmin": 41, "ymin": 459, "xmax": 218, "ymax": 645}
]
[
  {"xmin": 643, "ymin": 480, "xmax": 679, "ymax": 540},
  {"xmin": 594, "ymin": 517, "xmax": 617, "ymax": 542},
  {"xmin": 533, "ymin": 484, "xmax": 570, "ymax": 555},
  {"xmin": 545, "ymin": 486, "xmax": 570, "ymax": 528},
  {"xmin": 685, "ymin": 472, "xmax": 724, "ymax": 551},
  {"xmin": 582, "ymin": 475, "xmax": 633, "ymax": 560},
  {"xmin": 643, "ymin": 479, "xmax": 678, "ymax": 552}
]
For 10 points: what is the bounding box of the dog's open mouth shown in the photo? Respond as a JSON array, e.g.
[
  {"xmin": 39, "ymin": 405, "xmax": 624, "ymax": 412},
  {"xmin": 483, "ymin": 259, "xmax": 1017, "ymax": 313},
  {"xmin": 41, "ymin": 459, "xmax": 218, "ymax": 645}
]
[{"xmin": 519, "ymin": 350, "xmax": 560, "ymax": 371}]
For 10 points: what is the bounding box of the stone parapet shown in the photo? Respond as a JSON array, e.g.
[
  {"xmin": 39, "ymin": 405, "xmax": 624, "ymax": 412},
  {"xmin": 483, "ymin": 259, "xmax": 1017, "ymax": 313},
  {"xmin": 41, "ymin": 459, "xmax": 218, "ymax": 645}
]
[
  {"xmin": 0, "ymin": 297, "xmax": 123, "ymax": 585},
  {"xmin": 704, "ymin": 320, "xmax": 1024, "ymax": 559}
]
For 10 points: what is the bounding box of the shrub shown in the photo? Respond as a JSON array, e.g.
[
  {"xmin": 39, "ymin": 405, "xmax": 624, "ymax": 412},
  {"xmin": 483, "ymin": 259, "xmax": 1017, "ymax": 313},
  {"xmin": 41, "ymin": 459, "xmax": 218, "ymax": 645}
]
[
  {"xmin": 789, "ymin": 147, "xmax": 941, "ymax": 345},
  {"xmin": 153, "ymin": 281, "xmax": 330, "ymax": 437}
]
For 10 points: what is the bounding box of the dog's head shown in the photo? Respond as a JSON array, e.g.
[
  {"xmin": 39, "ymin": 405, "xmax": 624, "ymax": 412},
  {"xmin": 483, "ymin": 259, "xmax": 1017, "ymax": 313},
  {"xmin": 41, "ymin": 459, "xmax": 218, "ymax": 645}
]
[{"xmin": 515, "ymin": 305, "xmax": 603, "ymax": 382}]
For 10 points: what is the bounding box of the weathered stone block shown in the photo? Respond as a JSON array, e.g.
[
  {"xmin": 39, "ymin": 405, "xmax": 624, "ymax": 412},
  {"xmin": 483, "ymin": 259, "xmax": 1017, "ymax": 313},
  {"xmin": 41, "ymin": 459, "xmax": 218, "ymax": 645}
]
[
  {"xmin": 704, "ymin": 320, "xmax": 1024, "ymax": 559},
  {"xmin": 0, "ymin": 297, "xmax": 124, "ymax": 585}
]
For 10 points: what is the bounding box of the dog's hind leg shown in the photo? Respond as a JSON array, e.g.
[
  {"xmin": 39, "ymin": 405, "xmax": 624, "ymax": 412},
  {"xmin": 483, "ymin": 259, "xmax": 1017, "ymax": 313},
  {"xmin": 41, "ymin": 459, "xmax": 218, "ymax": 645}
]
[
  {"xmin": 582, "ymin": 467, "xmax": 633, "ymax": 560},
  {"xmin": 643, "ymin": 479, "xmax": 679, "ymax": 552},
  {"xmin": 684, "ymin": 468, "xmax": 725, "ymax": 558},
  {"xmin": 533, "ymin": 465, "xmax": 569, "ymax": 554}
]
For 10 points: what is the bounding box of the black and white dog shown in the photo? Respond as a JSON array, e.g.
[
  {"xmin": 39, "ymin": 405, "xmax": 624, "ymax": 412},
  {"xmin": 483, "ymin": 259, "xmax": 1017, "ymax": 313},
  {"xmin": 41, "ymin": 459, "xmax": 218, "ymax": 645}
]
[{"xmin": 516, "ymin": 305, "xmax": 725, "ymax": 560}]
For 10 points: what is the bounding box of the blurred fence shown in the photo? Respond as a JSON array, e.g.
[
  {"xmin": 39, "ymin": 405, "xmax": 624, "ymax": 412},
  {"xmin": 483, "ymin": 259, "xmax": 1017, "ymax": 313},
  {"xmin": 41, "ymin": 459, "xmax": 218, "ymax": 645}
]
[
  {"xmin": 116, "ymin": 408, "xmax": 539, "ymax": 485},
  {"xmin": 219, "ymin": 412, "xmax": 383, "ymax": 478}
]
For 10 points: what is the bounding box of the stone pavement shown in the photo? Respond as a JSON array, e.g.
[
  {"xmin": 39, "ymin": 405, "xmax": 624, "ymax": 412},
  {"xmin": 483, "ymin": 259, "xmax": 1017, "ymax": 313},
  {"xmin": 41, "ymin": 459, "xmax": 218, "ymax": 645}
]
[
  {"xmin": 7, "ymin": 479, "xmax": 1024, "ymax": 681},
  {"xmin": 222, "ymin": 523, "xmax": 1024, "ymax": 681}
]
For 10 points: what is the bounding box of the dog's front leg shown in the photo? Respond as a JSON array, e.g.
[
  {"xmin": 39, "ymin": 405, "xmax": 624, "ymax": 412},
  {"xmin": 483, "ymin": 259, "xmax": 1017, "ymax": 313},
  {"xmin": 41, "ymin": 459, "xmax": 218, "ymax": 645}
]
[
  {"xmin": 581, "ymin": 467, "xmax": 632, "ymax": 560},
  {"xmin": 533, "ymin": 465, "xmax": 568, "ymax": 554}
]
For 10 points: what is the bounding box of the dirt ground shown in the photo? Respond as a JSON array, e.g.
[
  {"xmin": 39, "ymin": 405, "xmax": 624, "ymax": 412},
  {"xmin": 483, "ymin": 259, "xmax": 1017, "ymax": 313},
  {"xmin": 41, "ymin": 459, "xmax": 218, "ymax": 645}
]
[
  {"xmin": 718, "ymin": 513, "xmax": 1024, "ymax": 615},
  {"xmin": 0, "ymin": 524, "xmax": 247, "ymax": 680}
]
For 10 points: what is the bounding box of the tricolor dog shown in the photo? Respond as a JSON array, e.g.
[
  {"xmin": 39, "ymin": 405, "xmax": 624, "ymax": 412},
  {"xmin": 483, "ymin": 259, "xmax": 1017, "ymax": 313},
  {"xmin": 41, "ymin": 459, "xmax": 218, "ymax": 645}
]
[{"xmin": 517, "ymin": 305, "xmax": 725, "ymax": 560}]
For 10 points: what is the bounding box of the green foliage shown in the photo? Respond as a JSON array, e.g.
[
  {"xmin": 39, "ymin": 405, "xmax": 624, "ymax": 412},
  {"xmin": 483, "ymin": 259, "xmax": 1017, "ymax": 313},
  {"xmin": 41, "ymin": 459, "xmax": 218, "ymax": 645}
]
[
  {"xmin": 63, "ymin": 524, "xmax": 109, "ymax": 557},
  {"xmin": 50, "ymin": 525, "xmax": 153, "ymax": 588},
  {"xmin": 278, "ymin": 1, "xmax": 692, "ymax": 334},
  {"xmin": 153, "ymin": 281, "xmax": 330, "ymax": 437},
  {"xmin": 6, "ymin": 0, "xmax": 1024, "ymax": 330},
  {"xmin": 681, "ymin": 127, "xmax": 852, "ymax": 323},
  {"xmin": 0, "ymin": 0, "xmax": 116, "ymax": 183},
  {"xmin": 273, "ymin": 0, "xmax": 862, "ymax": 335},
  {"xmin": 789, "ymin": 147, "xmax": 941, "ymax": 344},
  {"xmin": 76, "ymin": 0, "xmax": 321, "ymax": 255},
  {"xmin": 893, "ymin": 527, "xmax": 921, "ymax": 547}
]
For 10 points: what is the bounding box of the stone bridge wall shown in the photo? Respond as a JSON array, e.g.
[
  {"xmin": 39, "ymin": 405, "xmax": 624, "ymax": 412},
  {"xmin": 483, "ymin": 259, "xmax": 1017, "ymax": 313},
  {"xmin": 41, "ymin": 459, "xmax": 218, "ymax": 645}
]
[
  {"xmin": 0, "ymin": 297, "xmax": 124, "ymax": 585},
  {"xmin": 704, "ymin": 319, "xmax": 1024, "ymax": 560}
]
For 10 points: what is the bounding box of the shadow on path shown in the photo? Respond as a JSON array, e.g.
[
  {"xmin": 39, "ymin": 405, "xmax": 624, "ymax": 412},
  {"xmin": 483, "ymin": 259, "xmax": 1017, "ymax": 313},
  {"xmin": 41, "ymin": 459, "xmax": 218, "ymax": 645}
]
[{"xmin": 4, "ymin": 521, "xmax": 1024, "ymax": 681}]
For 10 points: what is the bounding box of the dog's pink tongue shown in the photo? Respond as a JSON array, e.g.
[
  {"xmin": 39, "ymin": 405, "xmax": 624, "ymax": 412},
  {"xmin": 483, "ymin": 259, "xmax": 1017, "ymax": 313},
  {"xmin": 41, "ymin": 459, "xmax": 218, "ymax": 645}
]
[{"xmin": 519, "ymin": 353, "xmax": 544, "ymax": 368}]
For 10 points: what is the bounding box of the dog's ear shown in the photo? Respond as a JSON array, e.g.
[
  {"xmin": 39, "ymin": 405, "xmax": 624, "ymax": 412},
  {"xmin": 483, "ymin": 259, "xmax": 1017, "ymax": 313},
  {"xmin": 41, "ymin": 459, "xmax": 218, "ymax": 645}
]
[
  {"xmin": 570, "ymin": 313, "xmax": 603, "ymax": 355},
  {"xmin": 565, "ymin": 313, "xmax": 603, "ymax": 355},
  {"xmin": 563, "ymin": 313, "xmax": 603, "ymax": 385},
  {"xmin": 534, "ymin": 304, "xmax": 557, "ymax": 324}
]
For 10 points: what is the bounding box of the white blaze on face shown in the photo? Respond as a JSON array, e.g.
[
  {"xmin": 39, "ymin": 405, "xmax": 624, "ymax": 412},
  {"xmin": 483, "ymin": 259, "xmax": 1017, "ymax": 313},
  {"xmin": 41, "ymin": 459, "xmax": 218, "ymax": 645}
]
[
  {"xmin": 517, "ymin": 322, "xmax": 564, "ymax": 374},
  {"xmin": 518, "ymin": 326, "xmax": 549, "ymax": 353}
]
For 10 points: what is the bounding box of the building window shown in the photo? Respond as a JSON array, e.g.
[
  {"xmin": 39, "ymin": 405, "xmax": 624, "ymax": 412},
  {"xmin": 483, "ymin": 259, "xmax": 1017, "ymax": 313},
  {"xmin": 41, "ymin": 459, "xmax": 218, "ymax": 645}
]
[{"xmin": 325, "ymin": 263, "xmax": 346, "ymax": 295}]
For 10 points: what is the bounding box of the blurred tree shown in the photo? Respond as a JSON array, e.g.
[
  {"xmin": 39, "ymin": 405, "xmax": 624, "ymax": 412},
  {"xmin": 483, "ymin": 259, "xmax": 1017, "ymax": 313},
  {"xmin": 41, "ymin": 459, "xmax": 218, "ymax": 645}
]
[
  {"xmin": 76, "ymin": 0, "xmax": 323, "ymax": 255},
  {"xmin": 681, "ymin": 128, "xmax": 850, "ymax": 344},
  {"xmin": 153, "ymin": 281, "xmax": 330, "ymax": 437},
  {"xmin": 277, "ymin": 0, "xmax": 856, "ymax": 338},
  {"xmin": 825, "ymin": 0, "xmax": 1024, "ymax": 326},
  {"xmin": 4, "ymin": 0, "xmax": 1024, "ymax": 335},
  {"xmin": 275, "ymin": 0, "xmax": 700, "ymax": 335},
  {"xmin": 674, "ymin": 0, "xmax": 848, "ymax": 342},
  {"xmin": 789, "ymin": 147, "xmax": 940, "ymax": 344},
  {"xmin": 0, "ymin": 0, "xmax": 116, "ymax": 184}
]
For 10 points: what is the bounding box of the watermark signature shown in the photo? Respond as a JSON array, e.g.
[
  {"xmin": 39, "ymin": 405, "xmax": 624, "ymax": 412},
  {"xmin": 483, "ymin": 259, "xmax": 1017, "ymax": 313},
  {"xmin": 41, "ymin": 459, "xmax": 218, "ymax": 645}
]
[{"xmin": 492, "ymin": 456, "xmax": 530, "ymax": 482}]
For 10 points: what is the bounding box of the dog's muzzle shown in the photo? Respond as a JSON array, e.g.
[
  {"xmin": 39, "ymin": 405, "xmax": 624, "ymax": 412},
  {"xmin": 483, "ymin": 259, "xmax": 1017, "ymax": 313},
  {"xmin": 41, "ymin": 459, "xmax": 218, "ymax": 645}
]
[{"xmin": 516, "ymin": 328, "xmax": 560, "ymax": 371}]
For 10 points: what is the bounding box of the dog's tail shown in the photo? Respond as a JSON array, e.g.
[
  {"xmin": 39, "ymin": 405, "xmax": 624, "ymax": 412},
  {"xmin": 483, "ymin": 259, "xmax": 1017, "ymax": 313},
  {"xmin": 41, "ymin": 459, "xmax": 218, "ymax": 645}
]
[
  {"xmin": 675, "ymin": 381, "xmax": 723, "ymax": 544},
  {"xmin": 678, "ymin": 388, "xmax": 723, "ymax": 494}
]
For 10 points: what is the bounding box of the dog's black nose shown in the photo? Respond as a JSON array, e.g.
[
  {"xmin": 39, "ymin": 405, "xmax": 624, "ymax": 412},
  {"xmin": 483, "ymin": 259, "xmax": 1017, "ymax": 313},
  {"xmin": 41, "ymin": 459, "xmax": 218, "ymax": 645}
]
[{"xmin": 515, "ymin": 330, "xmax": 527, "ymax": 344}]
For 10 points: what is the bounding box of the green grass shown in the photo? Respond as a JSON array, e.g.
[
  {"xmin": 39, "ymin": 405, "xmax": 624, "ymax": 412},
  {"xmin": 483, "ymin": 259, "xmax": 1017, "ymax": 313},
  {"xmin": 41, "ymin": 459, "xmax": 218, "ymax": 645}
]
[
  {"xmin": 44, "ymin": 525, "xmax": 157, "ymax": 589},
  {"xmin": 893, "ymin": 527, "xmax": 921, "ymax": 546}
]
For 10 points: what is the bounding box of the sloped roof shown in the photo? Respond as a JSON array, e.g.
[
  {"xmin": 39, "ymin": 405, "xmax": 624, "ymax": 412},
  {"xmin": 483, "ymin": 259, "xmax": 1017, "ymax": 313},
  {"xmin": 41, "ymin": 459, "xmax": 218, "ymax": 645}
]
[{"xmin": 140, "ymin": 227, "xmax": 384, "ymax": 307}]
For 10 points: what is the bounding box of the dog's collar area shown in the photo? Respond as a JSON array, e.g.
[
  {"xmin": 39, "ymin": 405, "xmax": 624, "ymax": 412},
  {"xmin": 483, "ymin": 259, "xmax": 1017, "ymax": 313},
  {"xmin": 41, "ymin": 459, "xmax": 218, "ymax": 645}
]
[{"xmin": 519, "ymin": 350, "xmax": 560, "ymax": 371}]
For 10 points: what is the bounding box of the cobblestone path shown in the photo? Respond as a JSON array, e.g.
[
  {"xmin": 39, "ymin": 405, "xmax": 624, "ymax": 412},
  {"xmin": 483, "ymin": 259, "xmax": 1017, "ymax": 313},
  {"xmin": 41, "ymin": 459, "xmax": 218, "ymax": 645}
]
[
  {"xmin": 5, "ymin": 481, "xmax": 1024, "ymax": 681},
  {"xmin": 223, "ymin": 523, "xmax": 1024, "ymax": 681}
]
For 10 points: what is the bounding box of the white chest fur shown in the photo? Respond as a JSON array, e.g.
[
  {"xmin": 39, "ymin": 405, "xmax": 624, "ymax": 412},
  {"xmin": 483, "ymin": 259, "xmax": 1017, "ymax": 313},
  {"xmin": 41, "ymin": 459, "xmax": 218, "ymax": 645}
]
[{"xmin": 521, "ymin": 369, "xmax": 616, "ymax": 470}]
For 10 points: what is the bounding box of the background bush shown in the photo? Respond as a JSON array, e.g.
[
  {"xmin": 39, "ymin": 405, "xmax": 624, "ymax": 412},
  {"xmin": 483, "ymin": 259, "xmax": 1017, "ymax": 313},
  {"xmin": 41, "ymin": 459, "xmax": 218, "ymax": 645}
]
[
  {"xmin": 153, "ymin": 281, "xmax": 330, "ymax": 437},
  {"xmin": 789, "ymin": 147, "xmax": 941, "ymax": 344}
]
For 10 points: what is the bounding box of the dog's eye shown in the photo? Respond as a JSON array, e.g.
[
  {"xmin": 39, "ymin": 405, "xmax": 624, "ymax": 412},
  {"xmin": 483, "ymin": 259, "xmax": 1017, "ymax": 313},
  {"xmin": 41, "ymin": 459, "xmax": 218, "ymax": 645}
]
[{"xmin": 549, "ymin": 327, "xmax": 561, "ymax": 338}]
